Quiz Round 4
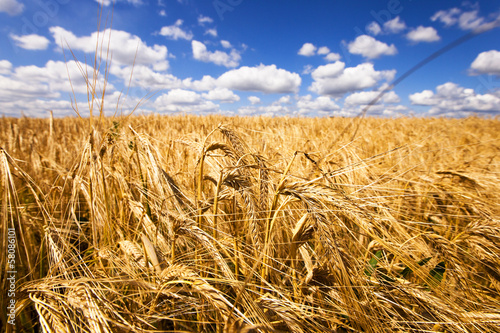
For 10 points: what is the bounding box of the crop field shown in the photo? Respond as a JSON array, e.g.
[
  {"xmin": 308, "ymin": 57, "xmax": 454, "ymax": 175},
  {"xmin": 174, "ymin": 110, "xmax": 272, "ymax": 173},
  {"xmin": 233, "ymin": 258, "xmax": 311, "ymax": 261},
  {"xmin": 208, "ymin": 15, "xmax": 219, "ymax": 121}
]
[{"xmin": 0, "ymin": 113, "xmax": 499, "ymax": 332}]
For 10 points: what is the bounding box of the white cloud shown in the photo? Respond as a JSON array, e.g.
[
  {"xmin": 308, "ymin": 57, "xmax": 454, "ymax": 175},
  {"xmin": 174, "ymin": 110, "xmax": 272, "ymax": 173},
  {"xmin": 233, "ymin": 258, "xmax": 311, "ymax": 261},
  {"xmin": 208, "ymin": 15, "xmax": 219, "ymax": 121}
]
[
  {"xmin": 317, "ymin": 46, "xmax": 330, "ymax": 55},
  {"xmin": 198, "ymin": 15, "xmax": 214, "ymax": 25},
  {"xmin": 112, "ymin": 64, "xmax": 182, "ymax": 91},
  {"xmin": 275, "ymin": 95, "xmax": 291, "ymax": 104},
  {"xmin": 159, "ymin": 19, "xmax": 193, "ymax": 40},
  {"xmin": 457, "ymin": 10, "xmax": 485, "ymax": 30},
  {"xmin": 156, "ymin": 89, "xmax": 201, "ymax": 105},
  {"xmin": 217, "ymin": 64, "xmax": 301, "ymax": 93},
  {"xmin": 205, "ymin": 28, "xmax": 217, "ymax": 37},
  {"xmin": 383, "ymin": 16, "xmax": 406, "ymax": 34},
  {"xmin": 408, "ymin": 90, "xmax": 436, "ymax": 105},
  {"xmin": 0, "ymin": 0, "xmax": 24, "ymax": 15},
  {"xmin": 154, "ymin": 89, "xmax": 219, "ymax": 113},
  {"xmin": 470, "ymin": 50, "xmax": 500, "ymax": 75},
  {"xmin": 0, "ymin": 98, "xmax": 74, "ymax": 117},
  {"xmin": 202, "ymin": 88, "xmax": 239, "ymax": 103},
  {"xmin": 10, "ymin": 34, "xmax": 50, "ymax": 50},
  {"xmin": 98, "ymin": 0, "xmax": 143, "ymax": 6},
  {"xmin": 13, "ymin": 60, "xmax": 103, "ymax": 94},
  {"xmin": 0, "ymin": 60, "xmax": 113, "ymax": 117},
  {"xmin": 192, "ymin": 40, "xmax": 241, "ymax": 68},
  {"xmin": 347, "ymin": 35, "xmax": 397, "ymax": 59},
  {"xmin": 431, "ymin": 8, "xmax": 461, "ymax": 26},
  {"xmin": 159, "ymin": 10, "xmax": 166, "ymax": 17},
  {"xmin": 248, "ymin": 96, "xmax": 261, "ymax": 105},
  {"xmin": 298, "ymin": 43, "xmax": 317, "ymax": 56},
  {"xmin": 221, "ymin": 40, "xmax": 232, "ymax": 49},
  {"xmin": 324, "ymin": 52, "xmax": 341, "ymax": 62},
  {"xmin": 297, "ymin": 95, "xmax": 340, "ymax": 114},
  {"xmin": 302, "ymin": 65, "xmax": 314, "ymax": 75},
  {"xmin": 298, "ymin": 43, "xmax": 338, "ymax": 60},
  {"xmin": 367, "ymin": 22, "xmax": 382, "ymax": 35},
  {"xmin": 431, "ymin": 7, "xmax": 498, "ymax": 32},
  {"xmin": 0, "ymin": 60, "xmax": 13, "ymax": 75},
  {"xmin": 237, "ymin": 104, "xmax": 292, "ymax": 117},
  {"xmin": 409, "ymin": 82, "xmax": 500, "ymax": 116},
  {"xmin": 344, "ymin": 90, "xmax": 400, "ymax": 105},
  {"xmin": 50, "ymin": 27, "xmax": 169, "ymax": 71},
  {"xmin": 183, "ymin": 75, "xmax": 217, "ymax": 91},
  {"xmin": 0, "ymin": 73, "xmax": 59, "ymax": 102},
  {"xmin": 341, "ymin": 103, "xmax": 409, "ymax": 117},
  {"xmin": 311, "ymin": 61, "xmax": 345, "ymax": 80},
  {"xmin": 309, "ymin": 61, "xmax": 396, "ymax": 97},
  {"xmin": 406, "ymin": 26, "xmax": 440, "ymax": 43}
]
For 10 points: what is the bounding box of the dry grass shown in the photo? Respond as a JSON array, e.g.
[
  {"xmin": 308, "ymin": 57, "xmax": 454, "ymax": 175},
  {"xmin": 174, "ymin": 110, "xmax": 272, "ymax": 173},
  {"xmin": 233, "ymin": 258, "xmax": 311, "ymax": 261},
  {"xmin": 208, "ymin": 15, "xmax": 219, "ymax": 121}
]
[{"xmin": 1, "ymin": 112, "xmax": 499, "ymax": 332}]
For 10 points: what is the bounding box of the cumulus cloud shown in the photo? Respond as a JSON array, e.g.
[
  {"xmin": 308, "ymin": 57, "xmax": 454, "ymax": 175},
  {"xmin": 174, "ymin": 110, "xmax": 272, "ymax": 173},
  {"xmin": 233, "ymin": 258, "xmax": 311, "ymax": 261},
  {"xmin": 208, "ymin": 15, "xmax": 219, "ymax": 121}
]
[
  {"xmin": 183, "ymin": 75, "xmax": 217, "ymax": 91},
  {"xmin": 156, "ymin": 89, "xmax": 201, "ymax": 105},
  {"xmin": 10, "ymin": 34, "xmax": 50, "ymax": 50},
  {"xmin": 298, "ymin": 43, "xmax": 317, "ymax": 56},
  {"xmin": 159, "ymin": 19, "xmax": 193, "ymax": 40},
  {"xmin": 406, "ymin": 26, "xmax": 440, "ymax": 43},
  {"xmin": 192, "ymin": 40, "xmax": 241, "ymax": 68},
  {"xmin": 217, "ymin": 64, "xmax": 301, "ymax": 93},
  {"xmin": 13, "ymin": 60, "xmax": 104, "ymax": 94},
  {"xmin": 154, "ymin": 89, "xmax": 219, "ymax": 113},
  {"xmin": 202, "ymin": 88, "xmax": 239, "ymax": 103},
  {"xmin": 237, "ymin": 104, "xmax": 292, "ymax": 117},
  {"xmin": 317, "ymin": 46, "xmax": 330, "ymax": 55},
  {"xmin": 297, "ymin": 95, "xmax": 340, "ymax": 114},
  {"xmin": 0, "ymin": 60, "xmax": 13, "ymax": 75},
  {"xmin": 0, "ymin": 73, "xmax": 59, "ymax": 102},
  {"xmin": 198, "ymin": 15, "xmax": 214, "ymax": 25},
  {"xmin": 0, "ymin": 0, "xmax": 24, "ymax": 15},
  {"xmin": 309, "ymin": 61, "xmax": 396, "ymax": 97},
  {"xmin": 367, "ymin": 22, "xmax": 382, "ymax": 35},
  {"xmin": 456, "ymin": 10, "xmax": 485, "ymax": 30},
  {"xmin": 383, "ymin": 16, "xmax": 407, "ymax": 34},
  {"xmin": 0, "ymin": 60, "xmax": 112, "ymax": 117},
  {"xmin": 343, "ymin": 103, "xmax": 409, "ymax": 117},
  {"xmin": 347, "ymin": 35, "xmax": 397, "ymax": 59},
  {"xmin": 344, "ymin": 90, "xmax": 400, "ymax": 105},
  {"xmin": 431, "ymin": 8, "xmax": 461, "ymax": 26},
  {"xmin": 324, "ymin": 52, "xmax": 341, "ymax": 62},
  {"xmin": 311, "ymin": 61, "xmax": 345, "ymax": 80},
  {"xmin": 302, "ymin": 65, "xmax": 314, "ymax": 75},
  {"xmin": 98, "ymin": 0, "xmax": 143, "ymax": 7},
  {"xmin": 205, "ymin": 28, "xmax": 217, "ymax": 37},
  {"xmin": 470, "ymin": 50, "xmax": 500, "ymax": 76},
  {"xmin": 248, "ymin": 96, "xmax": 261, "ymax": 105},
  {"xmin": 409, "ymin": 82, "xmax": 500, "ymax": 116},
  {"xmin": 431, "ymin": 7, "xmax": 499, "ymax": 32},
  {"xmin": 298, "ymin": 43, "xmax": 339, "ymax": 62},
  {"xmin": 50, "ymin": 27, "xmax": 169, "ymax": 71},
  {"xmin": 112, "ymin": 64, "xmax": 183, "ymax": 91},
  {"xmin": 0, "ymin": 98, "xmax": 74, "ymax": 117},
  {"xmin": 408, "ymin": 90, "xmax": 436, "ymax": 105},
  {"xmin": 221, "ymin": 40, "xmax": 232, "ymax": 49},
  {"xmin": 275, "ymin": 95, "xmax": 291, "ymax": 104}
]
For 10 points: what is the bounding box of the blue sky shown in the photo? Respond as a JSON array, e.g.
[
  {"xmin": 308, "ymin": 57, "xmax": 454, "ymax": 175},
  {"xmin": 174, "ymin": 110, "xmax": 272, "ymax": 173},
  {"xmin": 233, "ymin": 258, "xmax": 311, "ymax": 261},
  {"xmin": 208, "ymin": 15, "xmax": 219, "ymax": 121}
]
[{"xmin": 0, "ymin": 0, "xmax": 499, "ymax": 118}]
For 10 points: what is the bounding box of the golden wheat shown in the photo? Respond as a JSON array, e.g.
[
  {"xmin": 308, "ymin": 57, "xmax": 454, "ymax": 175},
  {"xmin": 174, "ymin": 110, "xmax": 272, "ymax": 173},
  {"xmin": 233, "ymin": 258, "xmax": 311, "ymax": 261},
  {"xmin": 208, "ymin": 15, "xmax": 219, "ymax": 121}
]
[{"xmin": 0, "ymin": 114, "xmax": 499, "ymax": 332}]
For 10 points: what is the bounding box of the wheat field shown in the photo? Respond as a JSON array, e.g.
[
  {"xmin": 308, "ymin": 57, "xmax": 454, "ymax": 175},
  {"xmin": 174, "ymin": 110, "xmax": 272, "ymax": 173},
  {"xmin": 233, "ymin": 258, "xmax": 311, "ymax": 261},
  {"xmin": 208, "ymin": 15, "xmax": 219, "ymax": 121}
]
[{"xmin": 0, "ymin": 113, "xmax": 499, "ymax": 332}]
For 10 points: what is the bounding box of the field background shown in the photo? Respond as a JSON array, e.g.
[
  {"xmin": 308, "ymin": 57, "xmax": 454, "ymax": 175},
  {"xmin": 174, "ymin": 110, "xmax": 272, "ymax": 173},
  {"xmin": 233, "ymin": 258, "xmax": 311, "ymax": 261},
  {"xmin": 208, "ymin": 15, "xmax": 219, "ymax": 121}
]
[{"xmin": 1, "ymin": 114, "xmax": 499, "ymax": 332}]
